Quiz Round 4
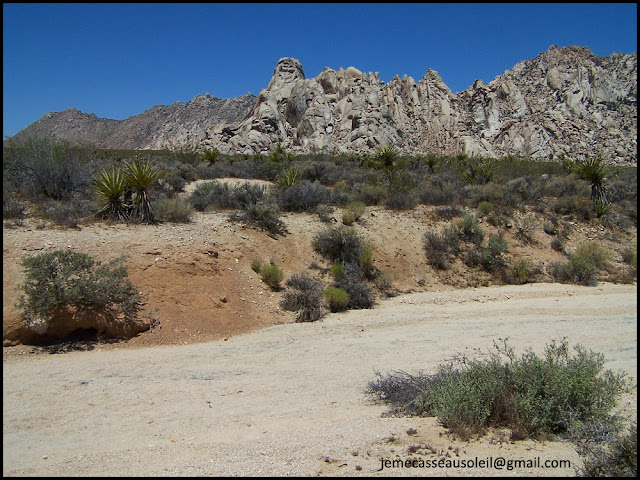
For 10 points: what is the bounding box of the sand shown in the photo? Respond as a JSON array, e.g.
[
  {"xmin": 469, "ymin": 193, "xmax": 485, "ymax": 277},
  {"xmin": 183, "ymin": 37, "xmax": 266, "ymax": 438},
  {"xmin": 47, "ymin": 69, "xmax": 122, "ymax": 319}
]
[{"xmin": 3, "ymin": 282, "xmax": 636, "ymax": 476}]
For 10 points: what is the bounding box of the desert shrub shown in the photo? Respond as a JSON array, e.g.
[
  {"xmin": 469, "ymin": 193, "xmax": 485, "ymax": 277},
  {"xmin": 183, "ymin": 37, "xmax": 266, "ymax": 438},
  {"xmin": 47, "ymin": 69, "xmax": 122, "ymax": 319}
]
[
  {"xmin": 315, "ymin": 203, "xmax": 333, "ymax": 223},
  {"xmin": 189, "ymin": 181, "xmax": 267, "ymax": 211},
  {"xmin": 260, "ymin": 263, "xmax": 284, "ymax": 291},
  {"xmin": 324, "ymin": 287, "xmax": 349, "ymax": 312},
  {"xmin": 621, "ymin": 248, "xmax": 637, "ymax": 268},
  {"xmin": 275, "ymin": 180, "xmax": 332, "ymax": 212},
  {"xmin": 330, "ymin": 263, "xmax": 345, "ymax": 280},
  {"xmin": 552, "ymin": 195, "xmax": 594, "ymax": 221},
  {"xmin": 3, "ymin": 197, "xmax": 26, "ymax": 223},
  {"xmin": 434, "ymin": 205, "xmax": 462, "ymax": 220},
  {"xmin": 423, "ymin": 229, "xmax": 460, "ymax": 270},
  {"xmin": 356, "ymin": 184, "xmax": 388, "ymax": 205},
  {"xmin": 229, "ymin": 200, "xmax": 287, "ymax": 236},
  {"xmin": 18, "ymin": 250, "xmax": 140, "ymax": 331},
  {"xmin": 418, "ymin": 181, "xmax": 461, "ymax": 206},
  {"xmin": 464, "ymin": 245, "xmax": 508, "ymax": 275},
  {"xmin": 366, "ymin": 338, "xmax": 628, "ymax": 440},
  {"xmin": 577, "ymin": 424, "xmax": 637, "ymax": 477},
  {"xmin": 514, "ymin": 213, "xmax": 539, "ymax": 245},
  {"xmin": 342, "ymin": 201, "xmax": 366, "ymax": 225},
  {"xmin": 358, "ymin": 246, "xmax": 377, "ymax": 279},
  {"xmin": 543, "ymin": 221, "xmax": 558, "ymax": 235},
  {"xmin": 41, "ymin": 198, "xmax": 91, "ymax": 229},
  {"xmin": 3, "ymin": 136, "xmax": 97, "ymax": 201},
  {"xmin": 548, "ymin": 254, "xmax": 599, "ymax": 286},
  {"xmin": 341, "ymin": 209, "xmax": 356, "ymax": 226},
  {"xmin": 333, "ymin": 263, "xmax": 375, "ymax": 310},
  {"xmin": 487, "ymin": 233, "xmax": 508, "ymax": 256},
  {"xmin": 154, "ymin": 197, "xmax": 194, "ymax": 223},
  {"xmin": 508, "ymin": 258, "xmax": 535, "ymax": 284},
  {"xmin": 161, "ymin": 172, "xmax": 187, "ymax": 194},
  {"xmin": 312, "ymin": 226, "xmax": 365, "ymax": 265},
  {"xmin": 477, "ymin": 201, "xmax": 494, "ymax": 216},
  {"xmin": 384, "ymin": 190, "xmax": 418, "ymax": 210},
  {"xmin": 249, "ymin": 259, "xmax": 261, "ymax": 274},
  {"xmin": 551, "ymin": 237, "xmax": 566, "ymax": 253},
  {"xmin": 575, "ymin": 241, "xmax": 612, "ymax": 272},
  {"xmin": 279, "ymin": 272, "xmax": 325, "ymax": 322},
  {"xmin": 457, "ymin": 213, "xmax": 485, "ymax": 245}
]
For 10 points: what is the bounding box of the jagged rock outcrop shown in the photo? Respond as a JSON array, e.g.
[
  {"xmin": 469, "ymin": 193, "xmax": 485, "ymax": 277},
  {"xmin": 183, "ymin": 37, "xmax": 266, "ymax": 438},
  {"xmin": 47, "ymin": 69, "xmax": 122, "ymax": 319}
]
[
  {"xmin": 7, "ymin": 46, "xmax": 637, "ymax": 164},
  {"xmin": 204, "ymin": 46, "xmax": 636, "ymax": 164},
  {"xmin": 9, "ymin": 93, "xmax": 256, "ymax": 150}
]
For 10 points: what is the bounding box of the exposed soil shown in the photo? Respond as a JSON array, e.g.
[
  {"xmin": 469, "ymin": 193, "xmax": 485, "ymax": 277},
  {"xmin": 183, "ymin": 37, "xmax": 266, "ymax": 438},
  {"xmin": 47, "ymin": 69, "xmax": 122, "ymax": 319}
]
[{"xmin": 3, "ymin": 178, "xmax": 637, "ymax": 476}]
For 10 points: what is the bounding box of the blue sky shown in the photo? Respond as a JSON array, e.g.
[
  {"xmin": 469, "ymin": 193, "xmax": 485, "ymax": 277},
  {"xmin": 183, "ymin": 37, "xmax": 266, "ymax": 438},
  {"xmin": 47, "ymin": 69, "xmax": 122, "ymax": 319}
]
[{"xmin": 3, "ymin": 3, "xmax": 637, "ymax": 139}]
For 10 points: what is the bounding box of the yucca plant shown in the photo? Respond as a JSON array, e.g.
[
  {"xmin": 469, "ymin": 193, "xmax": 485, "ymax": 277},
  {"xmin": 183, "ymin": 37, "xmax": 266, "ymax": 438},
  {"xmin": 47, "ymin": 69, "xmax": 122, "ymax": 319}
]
[
  {"xmin": 577, "ymin": 157, "xmax": 608, "ymax": 202},
  {"xmin": 123, "ymin": 158, "xmax": 163, "ymax": 224},
  {"xmin": 274, "ymin": 168, "xmax": 301, "ymax": 189},
  {"xmin": 372, "ymin": 144, "xmax": 404, "ymax": 182},
  {"xmin": 94, "ymin": 166, "xmax": 129, "ymax": 222},
  {"xmin": 202, "ymin": 148, "xmax": 220, "ymax": 165}
]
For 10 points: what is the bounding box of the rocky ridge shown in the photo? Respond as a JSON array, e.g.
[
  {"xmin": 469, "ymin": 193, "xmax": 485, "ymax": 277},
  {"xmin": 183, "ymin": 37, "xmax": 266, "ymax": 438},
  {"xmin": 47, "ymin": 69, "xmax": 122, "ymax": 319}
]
[
  {"xmin": 205, "ymin": 46, "xmax": 637, "ymax": 164},
  {"xmin": 8, "ymin": 45, "xmax": 637, "ymax": 164}
]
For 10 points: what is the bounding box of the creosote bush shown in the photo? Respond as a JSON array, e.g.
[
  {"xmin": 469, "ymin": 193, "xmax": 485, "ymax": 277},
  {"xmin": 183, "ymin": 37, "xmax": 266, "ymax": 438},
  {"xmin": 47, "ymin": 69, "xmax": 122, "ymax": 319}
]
[
  {"xmin": 18, "ymin": 250, "xmax": 140, "ymax": 330},
  {"xmin": 366, "ymin": 338, "xmax": 628, "ymax": 441}
]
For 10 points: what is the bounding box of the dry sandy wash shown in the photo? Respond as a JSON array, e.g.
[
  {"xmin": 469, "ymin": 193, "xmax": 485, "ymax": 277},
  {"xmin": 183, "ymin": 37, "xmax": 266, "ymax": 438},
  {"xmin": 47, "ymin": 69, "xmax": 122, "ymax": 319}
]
[{"xmin": 3, "ymin": 282, "xmax": 637, "ymax": 476}]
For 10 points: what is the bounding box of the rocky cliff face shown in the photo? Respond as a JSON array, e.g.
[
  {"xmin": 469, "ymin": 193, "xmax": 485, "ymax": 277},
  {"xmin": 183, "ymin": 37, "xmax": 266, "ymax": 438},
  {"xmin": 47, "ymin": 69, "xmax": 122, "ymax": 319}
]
[
  {"xmin": 8, "ymin": 45, "xmax": 637, "ymax": 164},
  {"xmin": 204, "ymin": 46, "xmax": 636, "ymax": 165},
  {"xmin": 9, "ymin": 93, "xmax": 256, "ymax": 150}
]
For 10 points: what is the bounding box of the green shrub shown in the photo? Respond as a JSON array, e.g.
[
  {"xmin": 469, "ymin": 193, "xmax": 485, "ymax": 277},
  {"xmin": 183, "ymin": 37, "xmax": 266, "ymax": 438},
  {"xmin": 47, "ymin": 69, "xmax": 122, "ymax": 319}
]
[
  {"xmin": 358, "ymin": 246, "xmax": 376, "ymax": 279},
  {"xmin": 575, "ymin": 241, "xmax": 612, "ymax": 271},
  {"xmin": 367, "ymin": 338, "xmax": 628, "ymax": 441},
  {"xmin": 508, "ymin": 258, "xmax": 535, "ymax": 284},
  {"xmin": 457, "ymin": 213, "xmax": 485, "ymax": 245},
  {"xmin": 275, "ymin": 180, "xmax": 333, "ymax": 212},
  {"xmin": 514, "ymin": 213, "xmax": 539, "ymax": 245},
  {"xmin": 330, "ymin": 263, "xmax": 345, "ymax": 280},
  {"xmin": 260, "ymin": 263, "xmax": 284, "ymax": 290},
  {"xmin": 487, "ymin": 233, "xmax": 508, "ymax": 256},
  {"xmin": 356, "ymin": 184, "xmax": 388, "ymax": 205},
  {"xmin": 621, "ymin": 248, "xmax": 637, "ymax": 268},
  {"xmin": 280, "ymin": 273, "xmax": 325, "ymax": 322},
  {"xmin": 477, "ymin": 201, "xmax": 494, "ymax": 216},
  {"xmin": 250, "ymin": 258, "xmax": 262, "ymax": 273},
  {"xmin": 18, "ymin": 250, "xmax": 140, "ymax": 330},
  {"xmin": 312, "ymin": 226, "xmax": 365, "ymax": 265},
  {"xmin": 548, "ymin": 254, "xmax": 599, "ymax": 286},
  {"xmin": 154, "ymin": 197, "xmax": 194, "ymax": 223},
  {"xmin": 342, "ymin": 201, "xmax": 366, "ymax": 225},
  {"xmin": 324, "ymin": 287, "xmax": 349, "ymax": 312},
  {"xmin": 229, "ymin": 200, "xmax": 287, "ymax": 236}
]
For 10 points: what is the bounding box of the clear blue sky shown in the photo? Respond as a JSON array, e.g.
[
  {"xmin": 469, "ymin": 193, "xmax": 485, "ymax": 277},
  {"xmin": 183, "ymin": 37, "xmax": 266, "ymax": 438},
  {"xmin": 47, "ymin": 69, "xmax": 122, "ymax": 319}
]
[{"xmin": 3, "ymin": 3, "xmax": 637, "ymax": 139}]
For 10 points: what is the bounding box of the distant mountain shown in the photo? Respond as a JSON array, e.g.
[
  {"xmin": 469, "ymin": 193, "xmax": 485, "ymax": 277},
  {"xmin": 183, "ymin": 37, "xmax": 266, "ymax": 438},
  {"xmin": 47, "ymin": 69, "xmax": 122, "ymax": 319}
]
[
  {"xmin": 7, "ymin": 45, "xmax": 637, "ymax": 164},
  {"xmin": 8, "ymin": 93, "xmax": 256, "ymax": 150}
]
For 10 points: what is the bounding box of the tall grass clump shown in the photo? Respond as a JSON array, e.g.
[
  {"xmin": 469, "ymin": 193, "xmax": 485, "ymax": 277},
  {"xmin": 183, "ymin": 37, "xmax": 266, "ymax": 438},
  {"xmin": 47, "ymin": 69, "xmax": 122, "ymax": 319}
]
[
  {"xmin": 324, "ymin": 287, "xmax": 349, "ymax": 312},
  {"xmin": 366, "ymin": 338, "xmax": 628, "ymax": 441}
]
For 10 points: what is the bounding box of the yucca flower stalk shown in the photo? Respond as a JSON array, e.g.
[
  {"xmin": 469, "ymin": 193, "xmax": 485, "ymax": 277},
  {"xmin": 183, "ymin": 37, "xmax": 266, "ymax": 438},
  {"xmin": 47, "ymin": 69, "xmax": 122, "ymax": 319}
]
[
  {"xmin": 94, "ymin": 166, "xmax": 129, "ymax": 222},
  {"xmin": 123, "ymin": 158, "xmax": 163, "ymax": 224}
]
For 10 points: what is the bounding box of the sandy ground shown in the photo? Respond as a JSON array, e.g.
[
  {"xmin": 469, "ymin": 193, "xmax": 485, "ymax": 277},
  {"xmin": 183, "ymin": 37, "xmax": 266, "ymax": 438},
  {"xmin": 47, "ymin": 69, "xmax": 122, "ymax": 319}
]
[{"xmin": 3, "ymin": 282, "xmax": 636, "ymax": 476}]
